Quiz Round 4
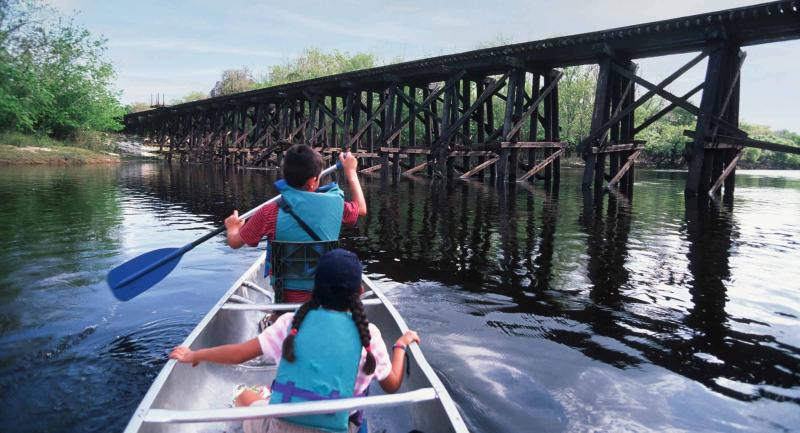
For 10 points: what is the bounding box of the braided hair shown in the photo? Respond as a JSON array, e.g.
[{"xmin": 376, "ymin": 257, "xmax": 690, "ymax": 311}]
[
  {"xmin": 281, "ymin": 298, "xmax": 319, "ymax": 363},
  {"xmin": 280, "ymin": 278, "xmax": 375, "ymax": 374},
  {"xmin": 350, "ymin": 293, "xmax": 376, "ymax": 374}
]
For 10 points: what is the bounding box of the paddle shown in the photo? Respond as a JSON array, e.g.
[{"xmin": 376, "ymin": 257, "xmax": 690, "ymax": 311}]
[{"xmin": 108, "ymin": 160, "xmax": 342, "ymax": 301}]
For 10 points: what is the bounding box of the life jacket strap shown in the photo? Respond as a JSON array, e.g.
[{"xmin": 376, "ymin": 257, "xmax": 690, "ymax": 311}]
[
  {"xmin": 272, "ymin": 380, "xmax": 343, "ymax": 403},
  {"xmin": 278, "ymin": 199, "xmax": 322, "ymax": 241}
]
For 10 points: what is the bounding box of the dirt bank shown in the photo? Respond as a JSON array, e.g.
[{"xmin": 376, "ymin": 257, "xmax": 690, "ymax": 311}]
[{"xmin": 0, "ymin": 144, "xmax": 120, "ymax": 165}]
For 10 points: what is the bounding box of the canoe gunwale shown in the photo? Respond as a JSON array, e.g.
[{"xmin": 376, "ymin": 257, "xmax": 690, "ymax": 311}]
[
  {"xmin": 123, "ymin": 254, "xmax": 267, "ymax": 433},
  {"xmin": 361, "ymin": 276, "xmax": 469, "ymax": 433}
]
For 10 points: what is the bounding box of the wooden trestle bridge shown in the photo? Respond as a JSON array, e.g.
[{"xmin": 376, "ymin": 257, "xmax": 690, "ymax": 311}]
[{"xmin": 124, "ymin": 1, "xmax": 800, "ymax": 198}]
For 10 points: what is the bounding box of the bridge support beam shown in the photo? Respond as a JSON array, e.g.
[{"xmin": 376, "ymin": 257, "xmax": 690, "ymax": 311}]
[{"xmin": 685, "ymin": 44, "xmax": 745, "ymax": 198}]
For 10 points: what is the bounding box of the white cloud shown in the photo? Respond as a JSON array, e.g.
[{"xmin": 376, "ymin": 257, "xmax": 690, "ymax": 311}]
[
  {"xmin": 259, "ymin": 5, "xmax": 417, "ymax": 43},
  {"xmin": 108, "ymin": 39, "xmax": 284, "ymax": 58}
]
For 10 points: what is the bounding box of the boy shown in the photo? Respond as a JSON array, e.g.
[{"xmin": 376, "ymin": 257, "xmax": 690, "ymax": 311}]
[{"xmin": 224, "ymin": 144, "xmax": 366, "ymax": 305}]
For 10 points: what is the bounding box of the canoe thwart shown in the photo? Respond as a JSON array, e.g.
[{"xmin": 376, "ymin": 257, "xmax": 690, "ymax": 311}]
[
  {"xmin": 241, "ymin": 281, "xmax": 273, "ymax": 300},
  {"xmin": 143, "ymin": 388, "xmax": 438, "ymax": 424},
  {"xmin": 228, "ymin": 294, "xmax": 254, "ymax": 304}
]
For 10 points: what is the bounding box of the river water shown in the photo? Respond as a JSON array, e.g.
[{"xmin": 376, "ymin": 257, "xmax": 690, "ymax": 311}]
[{"xmin": 0, "ymin": 162, "xmax": 798, "ymax": 432}]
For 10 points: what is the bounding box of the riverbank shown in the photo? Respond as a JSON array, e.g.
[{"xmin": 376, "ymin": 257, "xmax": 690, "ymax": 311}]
[{"xmin": 0, "ymin": 144, "xmax": 120, "ymax": 165}]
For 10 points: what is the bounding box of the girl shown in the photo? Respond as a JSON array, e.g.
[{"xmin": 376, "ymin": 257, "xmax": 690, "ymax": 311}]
[{"xmin": 170, "ymin": 248, "xmax": 420, "ymax": 433}]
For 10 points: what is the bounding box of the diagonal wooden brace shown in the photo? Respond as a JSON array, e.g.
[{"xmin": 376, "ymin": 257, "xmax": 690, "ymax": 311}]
[
  {"xmin": 517, "ymin": 148, "xmax": 564, "ymax": 182},
  {"xmin": 605, "ymin": 149, "xmax": 642, "ymax": 189}
]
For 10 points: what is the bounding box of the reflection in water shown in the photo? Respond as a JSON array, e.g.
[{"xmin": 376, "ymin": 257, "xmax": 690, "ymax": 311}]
[
  {"xmin": 348, "ymin": 172, "xmax": 800, "ymax": 413},
  {"xmin": 0, "ymin": 163, "xmax": 798, "ymax": 432}
]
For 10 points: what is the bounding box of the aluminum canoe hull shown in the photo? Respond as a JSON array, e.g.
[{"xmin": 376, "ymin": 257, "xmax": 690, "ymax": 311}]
[{"xmin": 123, "ymin": 253, "xmax": 468, "ymax": 433}]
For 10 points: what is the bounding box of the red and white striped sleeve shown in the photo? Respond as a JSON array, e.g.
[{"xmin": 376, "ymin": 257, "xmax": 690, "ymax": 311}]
[
  {"xmin": 257, "ymin": 312, "xmax": 293, "ymax": 361},
  {"xmin": 239, "ymin": 202, "xmax": 279, "ymax": 246},
  {"xmin": 341, "ymin": 201, "xmax": 360, "ymax": 227}
]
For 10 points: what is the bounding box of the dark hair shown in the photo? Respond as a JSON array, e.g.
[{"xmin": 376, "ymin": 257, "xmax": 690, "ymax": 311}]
[
  {"xmin": 282, "ymin": 144, "xmax": 324, "ymax": 188},
  {"xmin": 281, "ymin": 295, "xmax": 376, "ymax": 375}
]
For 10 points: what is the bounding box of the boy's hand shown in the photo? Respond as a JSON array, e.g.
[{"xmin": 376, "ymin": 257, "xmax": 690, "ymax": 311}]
[
  {"xmin": 225, "ymin": 210, "xmax": 245, "ymax": 231},
  {"xmin": 170, "ymin": 346, "xmax": 199, "ymax": 367},
  {"xmin": 339, "ymin": 152, "xmax": 358, "ymax": 175},
  {"xmin": 396, "ymin": 330, "xmax": 420, "ymax": 347}
]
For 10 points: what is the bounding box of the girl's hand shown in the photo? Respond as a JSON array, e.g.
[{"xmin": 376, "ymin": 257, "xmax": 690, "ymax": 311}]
[
  {"xmin": 170, "ymin": 346, "xmax": 199, "ymax": 367},
  {"xmin": 396, "ymin": 330, "xmax": 420, "ymax": 348}
]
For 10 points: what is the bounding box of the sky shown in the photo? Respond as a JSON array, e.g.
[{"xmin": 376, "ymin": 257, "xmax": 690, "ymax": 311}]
[{"xmin": 46, "ymin": 0, "xmax": 799, "ymax": 132}]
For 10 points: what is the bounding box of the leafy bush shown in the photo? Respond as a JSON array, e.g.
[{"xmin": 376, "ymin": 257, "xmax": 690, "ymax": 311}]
[{"xmin": 0, "ymin": 0, "xmax": 125, "ymax": 137}]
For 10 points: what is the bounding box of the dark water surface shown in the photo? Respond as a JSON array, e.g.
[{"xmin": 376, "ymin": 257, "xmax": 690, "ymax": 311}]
[{"xmin": 0, "ymin": 163, "xmax": 798, "ymax": 432}]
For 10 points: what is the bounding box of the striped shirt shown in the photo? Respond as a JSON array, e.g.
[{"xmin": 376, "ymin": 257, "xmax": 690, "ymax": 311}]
[{"xmin": 257, "ymin": 312, "xmax": 392, "ymax": 396}]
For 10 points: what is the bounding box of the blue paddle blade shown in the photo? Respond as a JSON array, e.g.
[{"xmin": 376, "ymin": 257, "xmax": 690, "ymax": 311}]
[{"xmin": 107, "ymin": 247, "xmax": 184, "ymax": 301}]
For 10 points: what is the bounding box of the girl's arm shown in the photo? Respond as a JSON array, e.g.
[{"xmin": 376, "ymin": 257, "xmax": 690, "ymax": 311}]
[
  {"xmin": 170, "ymin": 338, "xmax": 262, "ymax": 366},
  {"xmin": 379, "ymin": 330, "xmax": 420, "ymax": 393}
]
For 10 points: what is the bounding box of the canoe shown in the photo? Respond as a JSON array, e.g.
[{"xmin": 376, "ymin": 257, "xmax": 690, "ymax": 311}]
[{"xmin": 123, "ymin": 253, "xmax": 469, "ymax": 433}]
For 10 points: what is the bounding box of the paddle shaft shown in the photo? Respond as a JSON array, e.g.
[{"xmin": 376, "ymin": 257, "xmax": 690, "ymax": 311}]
[{"xmin": 114, "ymin": 162, "xmax": 342, "ymax": 290}]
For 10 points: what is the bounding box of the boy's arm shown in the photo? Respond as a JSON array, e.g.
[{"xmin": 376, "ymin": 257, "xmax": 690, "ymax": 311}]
[
  {"xmin": 340, "ymin": 152, "xmax": 367, "ymax": 217},
  {"xmin": 225, "ymin": 205, "xmax": 277, "ymax": 248},
  {"xmin": 170, "ymin": 338, "xmax": 262, "ymax": 366}
]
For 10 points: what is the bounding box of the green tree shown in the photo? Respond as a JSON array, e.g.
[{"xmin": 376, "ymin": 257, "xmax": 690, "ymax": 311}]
[
  {"xmin": 178, "ymin": 91, "xmax": 207, "ymax": 103},
  {"xmin": 126, "ymin": 102, "xmax": 151, "ymax": 113},
  {"xmin": 558, "ymin": 66, "xmax": 597, "ymax": 149},
  {"xmin": 260, "ymin": 48, "xmax": 377, "ymax": 87},
  {"xmin": 169, "ymin": 91, "xmax": 207, "ymax": 105},
  {"xmin": 210, "ymin": 67, "xmax": 255, "ymax": 97},
  {"xmin": 0, "ymin": 0, "xmax": 125, "ymax": 137}
]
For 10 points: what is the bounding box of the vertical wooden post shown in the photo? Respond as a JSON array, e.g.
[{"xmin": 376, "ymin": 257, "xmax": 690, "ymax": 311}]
[
  {"xmin": 381, "ymin": 85, "xmax": 396, "ymax": 177},
  {"xmin": 343, "ymin": 91, "xmax": 353, "ymax": 151},
  {"xmin": 485, "ymin": 78, "xmax": 496, "ymax": 180},
  {"xmin": 408, "ymin": 87, "xmax": 417, "ymax": 168},
  {"xmin": 352, "ymin": 91, "xmax": 361, "ymax": 151},
  {"xmin": 582, "ymin": 58, "xmax": 613, "ymax": 191},
  {"xmin": 686, "ymin": 46, "xmax": 726, "ymax": 196},
  {"xmin": 620, "ymin": 63, "xmax": 636, "ymax": 192},
  {"xmin": 331, "ymin": 96, "xmax": 338, "ymax": 149},
  {"xmin": 423, "ymin": 85, "xmax": 434, "ymax": 177},
  {"xmin": 438, "ymin": 82, "xmax": 453, "ymax": 178},
  {"xmin": 393, "ymin": 86, "xmax": 404, "ymax": 178},
  {"xmin": 527, "ymin": 72, "xmax": 540, "ymax": 179},
  {"xmin": 366, "ymin": 91, "xmax": 374, "ymax": 167},
  {"xmin": 723, "ymin": 49, "xmax": 743, "ymax": 201},
  {"xmin": 461, "ymin": 79, "xmax": 471, "ymax": 173},
  {"xmin": 509, "ymin": 70, "xmax": 526, "ymax": 182},
  {"xmin": 476, "ymin": 79, "xmax": 486, "ymax": 180},
  {"xmin": 550, "ymin": 71, "xmax": 561, "ymax": 186},
  {"xmin": 498, "ymin": 69, "xmax": 519, "ymax": 183},
  {"xmin": 543, "ymin": 71, "xmax": 555, "ymax": 185}
]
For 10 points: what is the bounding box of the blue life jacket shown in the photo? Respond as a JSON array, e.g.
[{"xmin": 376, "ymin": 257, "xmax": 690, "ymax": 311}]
[
  {"xmin": 271, "ymin": 308, "xmax": 362, "ymax": 432},
  {"xmin": 268, "ymin": 180, "xmax": 345, "ymax": 292}
]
